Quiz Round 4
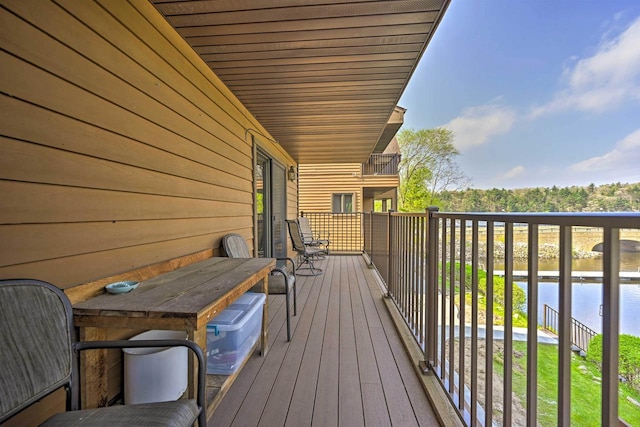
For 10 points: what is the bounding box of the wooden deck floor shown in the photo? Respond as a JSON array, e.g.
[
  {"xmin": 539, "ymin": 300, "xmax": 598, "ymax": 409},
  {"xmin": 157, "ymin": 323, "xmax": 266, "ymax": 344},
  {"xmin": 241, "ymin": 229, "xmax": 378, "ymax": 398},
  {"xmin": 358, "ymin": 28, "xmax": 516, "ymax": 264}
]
[{"xmin": 209, "ymin": 255, "xmax": 440, "ymax": 427}]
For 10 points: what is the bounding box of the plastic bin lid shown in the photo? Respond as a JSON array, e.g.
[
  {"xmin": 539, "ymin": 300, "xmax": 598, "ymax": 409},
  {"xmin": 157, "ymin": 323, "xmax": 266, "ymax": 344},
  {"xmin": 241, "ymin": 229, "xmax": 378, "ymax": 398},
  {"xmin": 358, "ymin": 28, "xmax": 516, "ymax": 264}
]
[
  {"xmin": 232, "ymin": 292, "xmax": 264, "ymax": 307},
  {"xmin": 208, "ymin": 309, "xmax": 244, "ymax": 326},
  {"xmin": 207, "ymin": 293, "xmax": 265, "ymax": 332}
]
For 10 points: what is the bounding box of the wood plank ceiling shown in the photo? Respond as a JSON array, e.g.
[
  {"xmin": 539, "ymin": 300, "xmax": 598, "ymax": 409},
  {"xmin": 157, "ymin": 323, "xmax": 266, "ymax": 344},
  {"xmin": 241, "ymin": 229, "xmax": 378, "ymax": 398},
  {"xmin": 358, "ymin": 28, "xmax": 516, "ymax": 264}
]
[{"xmin": 152, "ymin": 0, "xmax": 450, "ymax": 164}]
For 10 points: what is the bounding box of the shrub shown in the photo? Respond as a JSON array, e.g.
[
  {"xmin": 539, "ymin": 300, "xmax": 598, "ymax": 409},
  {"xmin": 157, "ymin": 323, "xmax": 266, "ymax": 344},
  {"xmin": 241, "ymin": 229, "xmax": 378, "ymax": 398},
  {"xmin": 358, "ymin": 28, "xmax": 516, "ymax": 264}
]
[
  {"xmin": 586, "ymin": 334, "xmax": 640, "ymax": 391},
  {"xmin": 478, "ymin": 275, "xmax": 527, "ymax": 312}
]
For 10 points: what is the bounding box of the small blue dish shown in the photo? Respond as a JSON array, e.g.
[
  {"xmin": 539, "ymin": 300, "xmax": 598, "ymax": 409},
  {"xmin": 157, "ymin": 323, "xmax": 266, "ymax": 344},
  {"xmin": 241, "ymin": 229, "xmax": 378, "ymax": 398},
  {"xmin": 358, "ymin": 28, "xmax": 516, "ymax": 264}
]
[{"xmin": 105, "ymin": 281, "xmax": 139, "ymax": 294}]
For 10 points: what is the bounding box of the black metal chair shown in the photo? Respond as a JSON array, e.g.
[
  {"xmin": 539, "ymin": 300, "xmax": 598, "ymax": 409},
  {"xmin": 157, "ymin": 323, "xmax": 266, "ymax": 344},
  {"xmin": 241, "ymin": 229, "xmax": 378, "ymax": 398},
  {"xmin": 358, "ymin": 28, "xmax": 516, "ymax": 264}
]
[
  {"xmin": 0, "ymin": 279, "xmax": 207, "ymax": 427},
  {"xmin": 222, "ymin": 233, "xmax": 296, "ymax": 341},
  {"xmin": 297, "ymin": 216, "xmax": 329, "ymax": 255},
  {"xmin": 286, "ymin": 220, "xmax": 324, "ymax": 276}
]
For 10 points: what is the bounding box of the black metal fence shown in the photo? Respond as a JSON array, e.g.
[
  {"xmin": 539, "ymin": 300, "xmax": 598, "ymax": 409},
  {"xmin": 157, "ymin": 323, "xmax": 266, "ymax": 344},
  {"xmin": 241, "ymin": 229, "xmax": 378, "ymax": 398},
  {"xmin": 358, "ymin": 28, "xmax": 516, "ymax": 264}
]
[{"xmin": 299, "ymin": 212, "xmax": 363, "ymax": 254}]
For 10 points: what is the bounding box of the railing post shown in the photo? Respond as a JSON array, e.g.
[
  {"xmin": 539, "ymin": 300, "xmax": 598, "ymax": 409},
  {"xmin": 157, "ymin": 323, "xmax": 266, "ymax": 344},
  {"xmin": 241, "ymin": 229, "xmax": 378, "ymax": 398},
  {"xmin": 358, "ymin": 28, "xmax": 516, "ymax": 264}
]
[
  {"xmin": 386, "ymin": 210, "xmax": 392, "ymax": 298},
  {"xmin": 422, "ymin": 207, "xmax": 439, "ymax": 373},
  {"xmin": 558, "ymin": 225, "xmax": 572, "ymax": 426},
  {"xmin": 368, "ymin": 211, "xmax": 374, "ymax": 266},
  {"xmin": 602, "ymin": 227, "xmax": 620, "ymax": 426},
  {"xmin": 527, "ymin": 223, "xmax": 539, "ymax": 427}
]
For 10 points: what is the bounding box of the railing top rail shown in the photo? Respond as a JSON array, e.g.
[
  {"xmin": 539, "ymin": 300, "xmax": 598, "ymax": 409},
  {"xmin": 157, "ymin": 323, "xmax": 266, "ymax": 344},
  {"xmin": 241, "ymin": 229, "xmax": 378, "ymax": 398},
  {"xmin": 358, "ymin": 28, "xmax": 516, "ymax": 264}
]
[
  {"xmin": 430, "ymin": 211, "xmax": 639, "ymax": 228},
  {"xmin": 388, "ymin": 212, "xmax": 430, "ymax": 217},
  {"xmin": 368, "ymin": 153, "xmax": 399, "ymax": 158}
]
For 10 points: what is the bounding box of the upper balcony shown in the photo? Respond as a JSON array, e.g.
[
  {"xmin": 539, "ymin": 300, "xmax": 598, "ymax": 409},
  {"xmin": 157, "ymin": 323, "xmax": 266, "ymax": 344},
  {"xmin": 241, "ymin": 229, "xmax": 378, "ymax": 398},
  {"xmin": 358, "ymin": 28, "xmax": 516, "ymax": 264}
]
[{"xmin": 362, "ymin": 153, "xmax": 401, "ymax": 176}]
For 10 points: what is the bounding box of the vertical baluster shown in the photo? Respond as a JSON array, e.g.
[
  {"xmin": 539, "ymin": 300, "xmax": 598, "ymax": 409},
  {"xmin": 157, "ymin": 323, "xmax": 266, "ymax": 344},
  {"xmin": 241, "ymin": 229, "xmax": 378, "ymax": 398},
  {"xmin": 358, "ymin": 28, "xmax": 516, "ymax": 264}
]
[
  {"xmin": 504, "ymin": 222, "xmax": 513, "ymax": 427},
  {"xmin": 459, "ymin": 221, "xmax": 466, "ymax": 411},
  {"xmin": 449, "ymin": 219, "xmax": 456, "ymax": 393},
  {"xmin": 485, "ymin": 221, "xmax": 494, "ymax": 427},
  {"xmin": 471, "ymin": 220, "xmax": 479, "ymax": 426},
  {"xmin": 527, "ymin": 224, "xmax": 539, "ymax": 427},
  {"xmin": 421, "ymin": 216, "xmax": 425, "ymax": 352},
  {"xmin": 441, "ymin": 218, "xmax": 448, "ymax": 379},
  {"xmin": 411, "ymin": 217, "xmax": 416, "ymax": 337},
  {"xmin": 418, "ymin": 216, "xmax": 424, "ymax": 346},
  {"xmin": 408, "ymin": 217, "xmax": 413, "ymax": 333},
  {"xmin": 558, "ymin": 225, "xmax": 572, "ymax": 426},
  {"xmin": 602, "ymin": 227, "xmax": 620, "ymax": 426},
  {"xmin": 402, "ymin": 217, "xmax": 407, "ymax": 314}
]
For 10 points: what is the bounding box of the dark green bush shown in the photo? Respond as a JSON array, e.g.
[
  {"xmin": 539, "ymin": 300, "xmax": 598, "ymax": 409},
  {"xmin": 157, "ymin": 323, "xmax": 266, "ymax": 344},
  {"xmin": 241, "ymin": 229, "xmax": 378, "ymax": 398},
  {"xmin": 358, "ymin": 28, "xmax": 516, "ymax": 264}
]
[
  {"xmin": 478, "ymin": 275, "xmax": 527, "ymax": 312},
  {"xmin": 587, "ymin": 334, "xmax": 640, "ymax": 391}
]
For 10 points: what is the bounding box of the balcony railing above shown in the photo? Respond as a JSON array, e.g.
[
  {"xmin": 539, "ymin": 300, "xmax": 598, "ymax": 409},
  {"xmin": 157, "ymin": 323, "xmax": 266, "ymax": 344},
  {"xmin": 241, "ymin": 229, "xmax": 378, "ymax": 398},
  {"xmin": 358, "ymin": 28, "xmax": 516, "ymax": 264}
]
[{"xmin": 362, "ymin": 153, "xmax": 400, "ymax": 176}]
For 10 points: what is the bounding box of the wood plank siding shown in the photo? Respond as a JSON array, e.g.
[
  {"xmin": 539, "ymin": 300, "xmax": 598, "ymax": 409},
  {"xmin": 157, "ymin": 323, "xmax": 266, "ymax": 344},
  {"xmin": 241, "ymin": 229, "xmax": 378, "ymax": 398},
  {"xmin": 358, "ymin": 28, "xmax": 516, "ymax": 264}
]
[
  {"xmin": 0, "ymin": 1, "xmax": 294, "ymax": 424},
  {"xmin": 299, "ymin": 163, "xmax": 364, "ymax": 212},
  {"xmin": 298, "ymin": 163, "xmax": 398, "ymax": 212},
  {"xmin": 0, "ymin": 0, "xmax": 294, "ymax": 289}
]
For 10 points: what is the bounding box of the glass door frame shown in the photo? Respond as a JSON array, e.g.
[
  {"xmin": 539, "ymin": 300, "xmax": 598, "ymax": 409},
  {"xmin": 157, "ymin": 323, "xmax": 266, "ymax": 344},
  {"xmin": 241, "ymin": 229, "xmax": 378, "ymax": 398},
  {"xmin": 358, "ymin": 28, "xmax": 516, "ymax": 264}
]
[{"xmin": 253, "ymin": 141, "xmax": 287, "ymax": 259}]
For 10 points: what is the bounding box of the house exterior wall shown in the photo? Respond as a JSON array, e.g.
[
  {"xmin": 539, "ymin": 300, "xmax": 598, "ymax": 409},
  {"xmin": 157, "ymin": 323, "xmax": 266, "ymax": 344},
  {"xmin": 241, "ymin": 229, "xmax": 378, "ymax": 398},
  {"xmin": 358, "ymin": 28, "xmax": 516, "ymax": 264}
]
[
  {"xmin": 0, "ymin": 2, "xmax": 295, "ymax": 424},
  {"xmin": 298, "ymin": 163, "xmax": 362, "ymax": 212},
  {"xmin": 0, "ymin": 0, "xmax": 295, "ymax": 289},
  {"xmin": 298, "ymin": 163, "xmax": 398, "ymax": 213}
]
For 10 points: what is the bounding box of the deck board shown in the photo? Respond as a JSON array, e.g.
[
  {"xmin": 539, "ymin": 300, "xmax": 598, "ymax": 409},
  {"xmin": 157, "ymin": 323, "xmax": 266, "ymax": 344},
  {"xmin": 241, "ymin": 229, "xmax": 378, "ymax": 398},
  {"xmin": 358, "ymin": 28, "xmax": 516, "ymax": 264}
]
[
  {"xmin": 210, "ymin": 255, "xmax": 440, "ymax": 426},
  {"xmin": 339, "ymin": 257, "xmax": 365, "ymax": 426},
  {"xmin": 312, "ymin": 257, "xmax": 340, "ymax": 426},
  {"xmin": 284, "ymin": 261, "xmax": 332, "ymax": 427}
]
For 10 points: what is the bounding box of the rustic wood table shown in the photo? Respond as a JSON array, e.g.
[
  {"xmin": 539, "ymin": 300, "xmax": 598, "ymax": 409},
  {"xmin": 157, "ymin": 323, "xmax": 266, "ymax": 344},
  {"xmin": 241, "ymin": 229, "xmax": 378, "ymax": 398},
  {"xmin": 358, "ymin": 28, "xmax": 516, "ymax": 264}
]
[{"xmin": 73, "ymin": 257, "xmax": 275, "ymax": 416}]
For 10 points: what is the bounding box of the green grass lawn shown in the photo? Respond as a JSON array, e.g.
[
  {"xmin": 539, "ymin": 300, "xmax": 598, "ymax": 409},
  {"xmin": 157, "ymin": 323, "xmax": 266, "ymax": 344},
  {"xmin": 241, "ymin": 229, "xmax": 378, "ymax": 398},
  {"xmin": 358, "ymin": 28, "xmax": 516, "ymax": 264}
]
[{"xmin": 504, "ymin": 341, "xmax": 640, "ymax": 426}]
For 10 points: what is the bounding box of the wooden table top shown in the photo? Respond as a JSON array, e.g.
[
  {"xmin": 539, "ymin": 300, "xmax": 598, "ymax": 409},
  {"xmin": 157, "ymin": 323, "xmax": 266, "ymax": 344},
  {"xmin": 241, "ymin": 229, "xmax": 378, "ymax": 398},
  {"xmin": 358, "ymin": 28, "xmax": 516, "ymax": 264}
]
[{"xmin": 73, "ymin": 257, "xmax": 275, "ymax": 330}]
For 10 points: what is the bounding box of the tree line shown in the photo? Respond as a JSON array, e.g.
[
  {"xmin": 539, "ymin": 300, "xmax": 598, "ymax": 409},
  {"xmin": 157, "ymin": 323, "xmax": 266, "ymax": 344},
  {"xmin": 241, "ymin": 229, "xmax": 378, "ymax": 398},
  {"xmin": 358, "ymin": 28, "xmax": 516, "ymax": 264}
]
[
  {"xmin": 397, "ymin": 127, "xmax": 640, "ymax": 213},
  {"xmin": 438, "ymin": 182, "xmax": 640, "ymax": 213}
]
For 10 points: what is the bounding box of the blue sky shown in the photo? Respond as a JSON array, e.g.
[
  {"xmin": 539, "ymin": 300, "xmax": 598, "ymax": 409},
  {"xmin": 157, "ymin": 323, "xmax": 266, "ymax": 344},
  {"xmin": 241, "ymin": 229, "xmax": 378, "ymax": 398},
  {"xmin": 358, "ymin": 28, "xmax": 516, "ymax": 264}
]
[{"xmin": 399, "ymin": 0, "xmax": 640, "ymax": 190}]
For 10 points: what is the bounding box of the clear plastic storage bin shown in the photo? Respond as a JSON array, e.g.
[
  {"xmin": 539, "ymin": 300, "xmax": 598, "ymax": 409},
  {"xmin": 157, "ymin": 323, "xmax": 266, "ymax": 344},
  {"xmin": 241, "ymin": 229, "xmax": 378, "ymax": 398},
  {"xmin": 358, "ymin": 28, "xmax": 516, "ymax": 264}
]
[{"xmin": 206, "ymin": 292, "xmax": 265, "ymax": 375}]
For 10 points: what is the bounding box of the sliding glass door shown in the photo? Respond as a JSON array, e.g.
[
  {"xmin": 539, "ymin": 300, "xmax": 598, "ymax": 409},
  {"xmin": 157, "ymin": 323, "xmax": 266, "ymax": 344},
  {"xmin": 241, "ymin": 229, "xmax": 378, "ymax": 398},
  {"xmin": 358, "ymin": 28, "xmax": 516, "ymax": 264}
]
[{"xmin": 256, "ymin": 149, "xmax": 287, "ymax": 259}]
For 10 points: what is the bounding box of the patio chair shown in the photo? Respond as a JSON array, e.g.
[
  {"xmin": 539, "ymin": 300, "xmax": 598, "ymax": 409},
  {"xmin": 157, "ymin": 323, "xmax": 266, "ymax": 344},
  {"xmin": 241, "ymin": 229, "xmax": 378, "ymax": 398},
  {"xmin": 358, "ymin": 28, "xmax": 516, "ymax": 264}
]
[
  {"xmin": 297, "ymin": 216, "xmax": 329, "ymax": 255},
  {"xmin": 0, "ymin": 279, "xmax": 206, "ymax": 427},
  {"xmin": 222, "ymin": 233, "xmax": 296, "ymax": 341},
  {"xmin": 286, "ymin": 220, "xmax": 324, "ymax": 276}
]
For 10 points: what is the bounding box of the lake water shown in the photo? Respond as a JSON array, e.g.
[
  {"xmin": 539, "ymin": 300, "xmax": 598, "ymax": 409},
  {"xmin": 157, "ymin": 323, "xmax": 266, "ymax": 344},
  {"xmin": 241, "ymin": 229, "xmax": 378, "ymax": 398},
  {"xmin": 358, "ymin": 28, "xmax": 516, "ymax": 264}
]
[
  {"xmin": 500, "ymin": 252, "xmax": 640, "ymax": 273},
  {"xmin": 508, "ymin": 252, "xmax": 640, "ymax": 337},
  {"xmin": 517, "ymin": 281, "xmax": 640, "ymax": 337}
]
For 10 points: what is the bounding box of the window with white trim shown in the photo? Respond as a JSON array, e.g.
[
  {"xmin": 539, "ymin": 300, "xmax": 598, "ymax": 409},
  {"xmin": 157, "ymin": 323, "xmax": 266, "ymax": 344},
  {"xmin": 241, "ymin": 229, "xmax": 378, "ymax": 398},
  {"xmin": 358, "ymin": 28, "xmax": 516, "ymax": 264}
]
[{"xmin": 332, "ymin": 193, "xmax": 353, "ymax": 213}]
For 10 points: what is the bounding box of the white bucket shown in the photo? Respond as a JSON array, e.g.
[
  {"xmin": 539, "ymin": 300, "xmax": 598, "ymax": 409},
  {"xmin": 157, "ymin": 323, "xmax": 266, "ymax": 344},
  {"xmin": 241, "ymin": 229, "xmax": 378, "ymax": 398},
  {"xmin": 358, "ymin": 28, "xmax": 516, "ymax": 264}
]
[{"xmin": 123, "ymin": 330, "xmax": 188, "ymax": 404}]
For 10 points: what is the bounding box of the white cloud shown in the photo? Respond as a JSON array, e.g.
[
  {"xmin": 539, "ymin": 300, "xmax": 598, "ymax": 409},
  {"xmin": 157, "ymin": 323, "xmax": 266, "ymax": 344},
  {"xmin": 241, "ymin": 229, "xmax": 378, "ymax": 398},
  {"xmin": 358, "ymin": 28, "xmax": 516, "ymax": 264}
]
[
  {"xmin": 444, "ymin": 104, "xmax": 516, "ymax": 151},
  {"xmin": 502, "ymin": 165, "xmax": 526, "ymax": 180},
  {"xmin": 569, "ymin": 129, "xmax": 640, "ymax": 175},
  {"xmin": 530, "ymin": 15, "xmax": 640, "ymax": 118}
]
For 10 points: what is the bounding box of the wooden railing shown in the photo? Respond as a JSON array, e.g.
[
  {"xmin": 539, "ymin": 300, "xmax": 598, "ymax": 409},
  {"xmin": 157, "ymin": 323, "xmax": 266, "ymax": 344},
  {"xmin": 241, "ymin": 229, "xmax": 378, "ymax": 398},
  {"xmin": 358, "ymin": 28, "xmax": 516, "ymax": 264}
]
[
  {"xmin": 361, "ymin": 153, "xmax": 400, "ymax": 176},
  {"xmin": 542, "ymin": 303, "xmax": 598, "ymax": 353}
]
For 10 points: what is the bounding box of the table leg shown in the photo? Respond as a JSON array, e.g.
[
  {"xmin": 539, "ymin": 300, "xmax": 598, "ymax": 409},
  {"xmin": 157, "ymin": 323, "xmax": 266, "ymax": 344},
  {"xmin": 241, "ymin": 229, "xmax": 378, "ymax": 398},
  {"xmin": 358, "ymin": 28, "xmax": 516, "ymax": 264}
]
[
  {"xmin": 261, "ymin": 274, "xmax": 269, "ymax": 356},
  {"xmin": 78, "ymin": 326, "xmax": 108, "ymax": 408},
  {"xmin": 188, "ymin": 328, "xmax": 207, "ymax": 400}
]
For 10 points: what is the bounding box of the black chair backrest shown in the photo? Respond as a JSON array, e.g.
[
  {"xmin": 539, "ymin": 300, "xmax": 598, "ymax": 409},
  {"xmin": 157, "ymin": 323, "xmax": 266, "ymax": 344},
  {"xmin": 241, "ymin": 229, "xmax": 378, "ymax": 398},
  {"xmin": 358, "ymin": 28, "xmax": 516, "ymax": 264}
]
[
  {"xmin": 222, "ymin": 233, "xmax": 252, "ymax": 258},
  {"xmin": 0, "ymin": 279, "xmax": 77, "ymax": 422},
  {"xmin": 286, "ymin": 220, "xmax": 306, "ymax": 252}
]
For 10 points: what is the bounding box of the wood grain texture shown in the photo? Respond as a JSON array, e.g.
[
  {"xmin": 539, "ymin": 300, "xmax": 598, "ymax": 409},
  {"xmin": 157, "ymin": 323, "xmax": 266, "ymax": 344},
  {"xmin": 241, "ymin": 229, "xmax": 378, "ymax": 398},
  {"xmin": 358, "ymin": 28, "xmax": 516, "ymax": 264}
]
[
  {"xmin": 209, "ymin": 256, "xmax": 439, "ymax": 426},
  {"xmin": 0, "ymin": 0, "xmax": 292, "ymax": 291},
  {"xmin": 74, "ymin": 257, "xmax": 274, "ymax": 410}
]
